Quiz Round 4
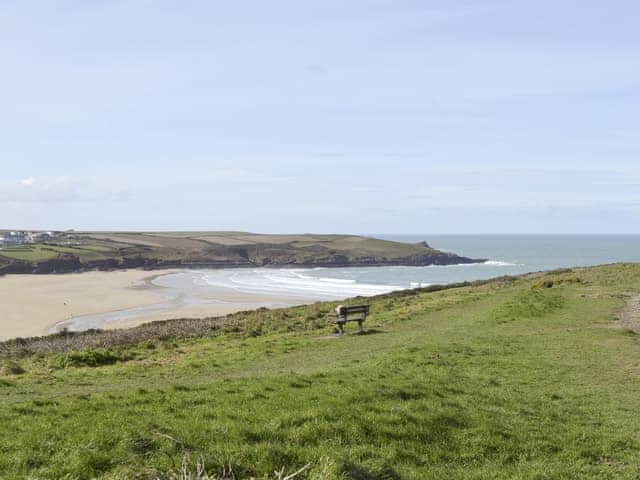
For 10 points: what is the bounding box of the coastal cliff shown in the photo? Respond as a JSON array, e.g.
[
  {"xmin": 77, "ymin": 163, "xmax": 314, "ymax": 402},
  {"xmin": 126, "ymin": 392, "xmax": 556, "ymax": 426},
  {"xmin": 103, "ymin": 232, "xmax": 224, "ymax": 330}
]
[{"xmin": 0, "ymin": 232, "xmax": 484, "ymax": 275}]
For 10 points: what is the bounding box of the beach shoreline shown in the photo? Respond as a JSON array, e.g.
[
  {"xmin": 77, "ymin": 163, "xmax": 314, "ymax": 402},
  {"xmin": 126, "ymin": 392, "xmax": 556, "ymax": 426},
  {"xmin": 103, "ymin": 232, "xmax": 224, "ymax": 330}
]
[{"xmin": 0, "ymin": 269, "xmax": 313, "ymax": 340}]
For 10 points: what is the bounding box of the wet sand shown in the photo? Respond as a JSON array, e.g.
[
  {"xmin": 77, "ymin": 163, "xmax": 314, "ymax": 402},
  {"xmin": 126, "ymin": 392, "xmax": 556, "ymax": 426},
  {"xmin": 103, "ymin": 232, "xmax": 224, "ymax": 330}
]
[{"xmin": 0, "ymin": 269, "xmax": 311, "ymax": 340}]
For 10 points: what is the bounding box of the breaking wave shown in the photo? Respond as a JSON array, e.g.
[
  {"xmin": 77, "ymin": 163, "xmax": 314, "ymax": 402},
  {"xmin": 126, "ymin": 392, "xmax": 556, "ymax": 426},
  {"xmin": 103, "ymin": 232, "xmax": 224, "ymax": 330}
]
[
  {"xmin": 483, "ymin": 260, "xmax": 520, "ymax": 266},
  {"xmin": 197, "ymin": 261, "xmax": 519, "ymax": 299},
  {"xmin": 201, "ymin": 269, "xmax": 404, "ymax": 299}
]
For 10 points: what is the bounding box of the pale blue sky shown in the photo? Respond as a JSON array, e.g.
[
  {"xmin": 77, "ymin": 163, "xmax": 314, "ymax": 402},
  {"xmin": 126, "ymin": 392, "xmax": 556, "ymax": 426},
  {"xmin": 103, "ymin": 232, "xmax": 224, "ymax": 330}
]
[{"xmin": 1, "ymin": 1, "xmax": 639, "ymax": 233}]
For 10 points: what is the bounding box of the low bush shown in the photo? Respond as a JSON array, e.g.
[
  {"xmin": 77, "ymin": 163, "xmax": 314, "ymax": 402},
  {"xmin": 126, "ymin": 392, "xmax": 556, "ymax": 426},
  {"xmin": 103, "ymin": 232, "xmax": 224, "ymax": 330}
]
[
  {"xmin": 50, "ymin": 348, "xmax": 134, "ymax": 368},
  {"xmin": 0, "ymin": 359, "xmax": 25, "ymax": 375}
]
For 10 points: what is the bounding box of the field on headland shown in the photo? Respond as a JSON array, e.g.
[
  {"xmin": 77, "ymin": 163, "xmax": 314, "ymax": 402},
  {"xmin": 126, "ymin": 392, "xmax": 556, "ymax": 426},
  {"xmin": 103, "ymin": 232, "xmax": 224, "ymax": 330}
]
[
  {"xmin": 0, "ymin": 231, "xmax": 483, "ymax": 275},
  {"xmin": 1, "ymin": 264, "xmax": 640, "ymax": 479}
]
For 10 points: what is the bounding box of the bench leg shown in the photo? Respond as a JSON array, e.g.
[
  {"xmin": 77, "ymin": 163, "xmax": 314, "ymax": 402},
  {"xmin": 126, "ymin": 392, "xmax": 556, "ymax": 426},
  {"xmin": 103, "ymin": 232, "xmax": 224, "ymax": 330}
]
[
  {"xmin": 357, "ymin": 321, "xmax": 363, "ymax": 333},
  {"xmin": 337, "ymin": 323, "xmax": 345, "ymax": 336}
]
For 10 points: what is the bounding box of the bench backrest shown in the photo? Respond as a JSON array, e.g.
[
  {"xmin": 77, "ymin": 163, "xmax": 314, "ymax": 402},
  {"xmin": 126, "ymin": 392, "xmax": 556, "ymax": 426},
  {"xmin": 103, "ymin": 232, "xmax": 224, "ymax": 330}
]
[{"xmin": 338, "ymin": 305, "xmax": 369, "ymax": 317}]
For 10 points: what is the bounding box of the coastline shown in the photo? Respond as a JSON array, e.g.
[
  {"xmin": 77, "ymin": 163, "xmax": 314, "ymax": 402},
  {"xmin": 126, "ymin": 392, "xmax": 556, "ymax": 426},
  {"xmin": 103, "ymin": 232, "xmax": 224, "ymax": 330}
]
[
  {"xmin": 1, "ymin": 261, "xmax": 636, "ymax": 344},
  {"xmin": 0, "ymin": 269, "xmax": 318, "ymax": 341},
  {"xmin": 0, "ymin": 270, "xmax": 169, "ymax": 340},
  {"xmin": 0, "ymin": 260, "xmax": 563, "ymax": 340},
  {"xmin": 0, "ymin": 256, "xmax": 487, "ymax": 276}
]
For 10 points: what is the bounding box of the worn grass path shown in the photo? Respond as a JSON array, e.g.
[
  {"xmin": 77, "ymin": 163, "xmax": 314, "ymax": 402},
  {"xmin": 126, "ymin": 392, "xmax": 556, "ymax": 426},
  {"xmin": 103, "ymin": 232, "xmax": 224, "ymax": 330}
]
[{"xmin": 1, "ymin": 264, "xmax": 640, "ymax": 479}]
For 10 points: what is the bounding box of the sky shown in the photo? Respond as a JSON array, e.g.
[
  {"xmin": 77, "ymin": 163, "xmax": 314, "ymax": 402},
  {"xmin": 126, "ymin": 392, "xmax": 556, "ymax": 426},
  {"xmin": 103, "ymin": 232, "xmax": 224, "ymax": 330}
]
[{"xmin": 1, "ymin": 1, "xmax": 639, "ymax": 234}]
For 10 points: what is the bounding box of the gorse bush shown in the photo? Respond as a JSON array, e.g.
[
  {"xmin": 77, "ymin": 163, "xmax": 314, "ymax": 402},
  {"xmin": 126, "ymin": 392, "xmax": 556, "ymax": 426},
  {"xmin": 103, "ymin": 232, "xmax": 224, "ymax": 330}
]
[
  {"xmin": 0, "ymin": 359, "xmax": 25, "ymax": 375},
  {"xmin": 50, "ymin": 348, "xmax": 134, "ymax": 368},
  {"xmin": 531, "ymin": 275, "xmax": 583, "ymax": 290}
]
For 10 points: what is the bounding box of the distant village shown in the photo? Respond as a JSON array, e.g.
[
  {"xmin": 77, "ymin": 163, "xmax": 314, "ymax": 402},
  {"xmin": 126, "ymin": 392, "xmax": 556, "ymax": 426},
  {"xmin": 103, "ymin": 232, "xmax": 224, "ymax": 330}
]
[{"xmin": 0, "ymin": 231, "xmax": 61, "ymax": 246}]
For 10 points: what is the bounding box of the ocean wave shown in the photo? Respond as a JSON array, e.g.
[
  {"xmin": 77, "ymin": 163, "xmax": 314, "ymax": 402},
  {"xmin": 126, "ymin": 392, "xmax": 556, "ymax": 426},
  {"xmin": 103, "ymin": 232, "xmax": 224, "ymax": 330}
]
[
  {"xmin": 483, "ymin": 260, "xmax": 519, "ymax": 267},
  {"xmin": 201, "ymin": 269, "xmax": 403, "ymax": 299},
  {"xmin": 317, "ymin": 277, "xmax": 356, "ymax": 284},
  {"xmin": 164, "ymin": 262, "xmax": 525, "ymax": 305}
]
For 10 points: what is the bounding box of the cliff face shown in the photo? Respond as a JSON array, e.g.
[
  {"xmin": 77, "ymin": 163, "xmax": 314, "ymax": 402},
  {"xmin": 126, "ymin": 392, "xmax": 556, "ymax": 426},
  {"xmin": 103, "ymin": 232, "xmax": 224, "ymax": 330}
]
[
  {"xmin": 0, "ymin": 233, "xmax": 485, "ymax": 275},
  {"xmin": 0, "ymin": 252, "xmax": 483, "ymax": 275}
]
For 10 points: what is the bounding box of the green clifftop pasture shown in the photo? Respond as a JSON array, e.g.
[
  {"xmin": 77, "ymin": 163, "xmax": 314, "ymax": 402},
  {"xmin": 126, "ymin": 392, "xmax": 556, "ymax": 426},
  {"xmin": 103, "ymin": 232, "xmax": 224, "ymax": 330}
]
[
  {"xmin": 0, "ymin": 232, "xmax": 483, "ymax": 275},
  {"xmin": 1, "ymin": 264, "xmax": 640, "ymax": 478}
]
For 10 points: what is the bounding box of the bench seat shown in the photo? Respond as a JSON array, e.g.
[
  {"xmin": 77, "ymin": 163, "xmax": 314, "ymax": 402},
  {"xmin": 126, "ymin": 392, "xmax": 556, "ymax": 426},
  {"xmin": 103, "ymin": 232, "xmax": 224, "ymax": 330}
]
[{"xmin": 328, "ymin": 305, "xmax": 369, "ymax": 335}]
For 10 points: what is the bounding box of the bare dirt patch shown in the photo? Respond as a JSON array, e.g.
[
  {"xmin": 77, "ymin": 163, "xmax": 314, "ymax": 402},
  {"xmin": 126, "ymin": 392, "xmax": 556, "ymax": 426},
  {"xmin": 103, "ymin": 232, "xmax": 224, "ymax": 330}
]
[{"xmin": 619, "ymin": 293, "xmax": 640, "ymax": 332}]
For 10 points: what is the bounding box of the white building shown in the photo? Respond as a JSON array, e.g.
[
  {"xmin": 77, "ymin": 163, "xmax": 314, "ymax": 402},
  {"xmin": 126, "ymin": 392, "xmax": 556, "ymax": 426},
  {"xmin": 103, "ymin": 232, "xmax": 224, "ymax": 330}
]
[
  {"xmin": 32, "ymin": 232, "xmax": 52, "ymax": 242},
  {"xmin": 2, "ymin": 232, "xmax": 34, "ymax": 245}
]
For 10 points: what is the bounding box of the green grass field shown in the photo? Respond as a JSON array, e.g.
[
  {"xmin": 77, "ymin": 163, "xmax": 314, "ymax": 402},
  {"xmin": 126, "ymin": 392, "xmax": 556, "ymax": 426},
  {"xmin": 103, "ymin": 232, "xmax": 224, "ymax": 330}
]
[
  {"xmin": 1, "ymin": 264, "xmax": 640, "ymax": 479},
  {"xmin": 0, "ymin": 244, "xmax": 114, "ymax": 262},
  {"xmin": 0, "ymin": 245, "xmax": 60, "ymax": 261}
]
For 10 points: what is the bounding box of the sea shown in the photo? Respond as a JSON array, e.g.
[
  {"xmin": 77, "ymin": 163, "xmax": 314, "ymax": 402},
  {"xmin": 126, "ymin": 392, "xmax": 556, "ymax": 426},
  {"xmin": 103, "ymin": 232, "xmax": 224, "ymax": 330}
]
[{"xmin": 159, "ymin": 234, "xmax": 640, "ymax": 300}]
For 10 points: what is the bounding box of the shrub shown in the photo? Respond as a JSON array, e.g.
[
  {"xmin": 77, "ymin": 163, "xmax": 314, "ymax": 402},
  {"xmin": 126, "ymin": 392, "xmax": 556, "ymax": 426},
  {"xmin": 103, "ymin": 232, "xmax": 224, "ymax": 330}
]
[
  {"xmin": 532, "ymin": 276, "xmax": 583, "ymax": 289},
  {"xmin": 140, "ymin": 339, "xmax": 157, "ymax": 350},
  {"xmin": 51, "ymin": 348, "xmax": 134, "ymax": 368},
  {"xmin": 0, "ymin": 359, "xmax": 25, "ymax": 375}
]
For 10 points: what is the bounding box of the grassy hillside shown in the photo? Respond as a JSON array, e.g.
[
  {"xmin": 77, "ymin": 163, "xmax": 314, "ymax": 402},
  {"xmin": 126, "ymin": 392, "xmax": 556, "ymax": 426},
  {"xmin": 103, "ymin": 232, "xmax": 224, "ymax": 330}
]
[
  {"xmin": 0, "ymin": 232, "xmax": 482, "ymax": 274},
  {"xmin": 1, "ymin": 264, "xmax": 640, "ymax": 479}
]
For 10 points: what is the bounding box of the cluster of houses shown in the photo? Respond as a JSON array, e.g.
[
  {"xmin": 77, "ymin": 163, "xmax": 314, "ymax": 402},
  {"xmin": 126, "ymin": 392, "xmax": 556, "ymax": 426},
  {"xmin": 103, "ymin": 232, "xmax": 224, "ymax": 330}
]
[{"xmin": 0, "ymin": 231, "xmax": 60, "ymax": 246}]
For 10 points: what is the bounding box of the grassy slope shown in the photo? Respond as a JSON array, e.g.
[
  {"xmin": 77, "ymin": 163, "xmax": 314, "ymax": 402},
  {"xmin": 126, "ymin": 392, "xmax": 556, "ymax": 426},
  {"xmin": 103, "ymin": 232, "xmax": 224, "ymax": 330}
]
[{"xmin": 1, "ymin": 264, "xmax": 640, "ymax": 479}]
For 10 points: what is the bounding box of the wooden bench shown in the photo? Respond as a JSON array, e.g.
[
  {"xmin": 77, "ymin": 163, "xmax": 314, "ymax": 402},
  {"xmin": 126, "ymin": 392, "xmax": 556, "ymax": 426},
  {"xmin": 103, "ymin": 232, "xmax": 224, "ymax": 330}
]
[{"xmin": 328, "ymin": 305, "xmax": 369, "ymax": 335}]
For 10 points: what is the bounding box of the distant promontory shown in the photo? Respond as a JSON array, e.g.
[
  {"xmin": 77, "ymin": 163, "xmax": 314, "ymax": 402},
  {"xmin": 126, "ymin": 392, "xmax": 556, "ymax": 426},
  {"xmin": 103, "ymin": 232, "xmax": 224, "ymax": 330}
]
[{"xmin": 0, "ymin": 231, "xmax": 485, "ymax": 275}]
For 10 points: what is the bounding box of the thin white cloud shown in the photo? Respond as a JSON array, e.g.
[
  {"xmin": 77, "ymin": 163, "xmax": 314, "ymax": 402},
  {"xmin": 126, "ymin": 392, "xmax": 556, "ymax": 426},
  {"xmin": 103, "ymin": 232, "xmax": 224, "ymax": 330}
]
[{"xmin": 0, "ymin": 176, "xmax": 130, "ymax": 204}]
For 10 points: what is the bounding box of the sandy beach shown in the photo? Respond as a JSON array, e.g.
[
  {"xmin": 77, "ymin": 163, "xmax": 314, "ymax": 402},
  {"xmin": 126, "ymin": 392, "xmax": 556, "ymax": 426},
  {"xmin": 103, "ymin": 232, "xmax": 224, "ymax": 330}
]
[{"xmin": 0, "ymin": 269, "xmax": 309, "ymax": 341}]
